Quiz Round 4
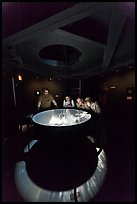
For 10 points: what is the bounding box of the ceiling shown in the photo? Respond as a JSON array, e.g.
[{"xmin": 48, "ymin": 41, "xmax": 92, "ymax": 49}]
[{"xmin": 2, "ymin": 2, "xmax": 135, "ymax": 79}]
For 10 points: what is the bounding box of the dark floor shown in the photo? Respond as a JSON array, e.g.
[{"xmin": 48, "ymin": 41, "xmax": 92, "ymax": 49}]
[{"xmin": 2, "ymin": 104, "xmax": 135, "ymax": 202}]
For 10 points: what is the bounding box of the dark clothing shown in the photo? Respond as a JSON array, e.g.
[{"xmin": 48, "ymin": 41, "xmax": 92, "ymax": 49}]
[{"xmin": 37, "ymin": 94, "xmax": 57, "ymax": 109}]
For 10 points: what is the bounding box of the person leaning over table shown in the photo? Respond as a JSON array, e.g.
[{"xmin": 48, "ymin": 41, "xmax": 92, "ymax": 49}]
[
  {"xmin": 75, "ymin": 97, "xmax": 85, "ymax": 109},
  {"xmin": 84, "ymin": 97, "xmax": 102, "ymax": 114},
  {"xmin": 37, "ymin": 88, "xmax": 57, "ymax": 112}
]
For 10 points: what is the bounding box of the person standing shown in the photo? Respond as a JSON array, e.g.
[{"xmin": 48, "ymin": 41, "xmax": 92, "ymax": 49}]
[{"xmin": 37, "ymin": 88, "xmax": 57, "ymax": 111}]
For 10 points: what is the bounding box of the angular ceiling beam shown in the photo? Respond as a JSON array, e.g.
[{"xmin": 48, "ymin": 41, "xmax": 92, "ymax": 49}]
[
  {"xmin": 102, "ymin": 7, "xmax": 127, "ymax": 71},
  {"xmin": 2, "ymin": 2, "xmax": 105, "ymax": 46}
]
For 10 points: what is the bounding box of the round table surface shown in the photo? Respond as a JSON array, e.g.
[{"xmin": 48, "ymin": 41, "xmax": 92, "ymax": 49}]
[{"xmin": 32, "ymin": 108, "xmax": 91, "ymax": 127}]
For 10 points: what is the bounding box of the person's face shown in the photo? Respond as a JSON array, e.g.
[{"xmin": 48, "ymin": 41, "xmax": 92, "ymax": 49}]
[
  {"xmin": 77, "ymin": 98, "xmax": 82, "ymax": 104},
  {"xmin": 77, "ymin": 98, "xmax": 80, "ymax": 103},
  {"xmin": 85, "ymin": 101, "xmax": 91, "ymax": 107},
  {"xmin": 65, "ymin": 96, "xmax": 70, "ymax": 101},
  {"xmin": 43, "ymin": 90, "xmax": 49, "ymax": 95},
  {"xmin": 79, "ymin": 100, "xmax": 83, "ymax": 105}
]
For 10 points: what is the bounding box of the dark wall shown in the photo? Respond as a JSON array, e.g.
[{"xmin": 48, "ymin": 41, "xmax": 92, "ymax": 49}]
[
  {"xmin": 17, "ymin": 77, "xmax": 65, "ymax": 113},
  {"xmin": 62, "ymin": 77, "xmax": 101, "ymax": 101},
  {"xmin": 2, "ymin": 74, "xmax": 17, "ymax": 139},
  {"xmin": 99, "ymin": 69, "xmax": 135, "ymax": 111},
  {"xmin": 81, "ymin": 77, "xmax": 100, "ymax": 101}
]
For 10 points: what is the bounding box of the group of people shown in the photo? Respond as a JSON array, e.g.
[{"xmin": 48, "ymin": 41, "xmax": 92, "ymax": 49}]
[
  {"xmin": 76, "ymin": 97, "xmax": 102, "ymax": 114},
  {"xmin": 37, "ymin": 88, "xmax": 102, "ymax": 114},
  {"xmin": 36, "ymin": 88, "xmax": 105, "ymax": 149},
  {"xmin": 64, "ymin": 96, "xmax": 102, "ymax": 114}
]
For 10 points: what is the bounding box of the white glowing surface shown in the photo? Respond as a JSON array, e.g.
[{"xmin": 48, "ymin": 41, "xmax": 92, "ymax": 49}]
[{"xmin": 32, "ymin": 109, "xmax": 91, "ymax": 127}]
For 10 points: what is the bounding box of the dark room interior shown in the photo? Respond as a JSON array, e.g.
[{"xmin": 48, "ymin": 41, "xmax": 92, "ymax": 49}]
[{"xmin": 2, "ymin": 2, "xmax": 135, "ymax": 202}]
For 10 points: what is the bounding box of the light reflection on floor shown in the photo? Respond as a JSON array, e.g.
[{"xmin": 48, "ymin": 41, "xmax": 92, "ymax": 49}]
[{"xmin": 14, "ymin": 137, "xmax": 107, "ymax": 202}]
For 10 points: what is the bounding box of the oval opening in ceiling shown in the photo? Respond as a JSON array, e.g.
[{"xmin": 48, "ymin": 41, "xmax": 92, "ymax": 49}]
[{"xmin": 39, "ymin": 44, "xmax": 81, "ymax": 67}]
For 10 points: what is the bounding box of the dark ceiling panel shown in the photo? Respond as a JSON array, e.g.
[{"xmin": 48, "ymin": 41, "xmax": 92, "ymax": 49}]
[
  {"xmin": 2, "ymin": 2, "xmax": 78, "ymax": 39},
  {"xmin": 61, "ymin": 16, "xmax": 108, "ymax": 45}
]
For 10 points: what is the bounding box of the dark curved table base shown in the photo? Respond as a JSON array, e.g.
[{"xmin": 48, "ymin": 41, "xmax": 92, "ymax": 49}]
[{"xmin": 25, "ymin": 137, "xmax": 98, "ymax": 191}]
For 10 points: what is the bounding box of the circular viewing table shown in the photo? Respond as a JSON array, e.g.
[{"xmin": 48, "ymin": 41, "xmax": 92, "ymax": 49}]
[{"xmin": 32, "ymin": 109, "xmax": 92, "ymax": 140}]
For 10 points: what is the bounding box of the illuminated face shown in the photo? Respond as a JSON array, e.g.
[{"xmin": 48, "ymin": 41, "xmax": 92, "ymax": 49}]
[
  {"xmin": 65, "ymin": 96, "xmax": 70, "ymax": 101},
  {"xmin": 77, "ymin": 98, "xmax": 83, "ymax": 104},
  {"xmin": 86, "ymin": 101, "xmax": 91, "ymax": 107},
  {"xmin": 43, "ymin": 90, "xmax": 49, "ymax": 95},
  {"xmin": 77, "ymin": 98, "xmax": 80, "ymax": 102}
]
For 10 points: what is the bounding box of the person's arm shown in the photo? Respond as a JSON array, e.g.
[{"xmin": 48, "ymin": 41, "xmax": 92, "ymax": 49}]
[
  {"xmin": 94, "ymin": 102, "xmax": 102, "ymax": 114},
  {"xmin": 63, "ymin": 100, "xmax": 66, "ymax": 107},
  {"xmin": 71, "ymin": 100, "xmax": 75, "ymax": 107},
  {"xmin": 52, "ymin": 99, "xmax": 57, "ymax": 107},
  {"xmin": 90, "ymin": 103, "xmax": 95, "ymax": 111},
  {"xmin": 37, "ymin": 97, "xmax": 41, "ymax": 110}
]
